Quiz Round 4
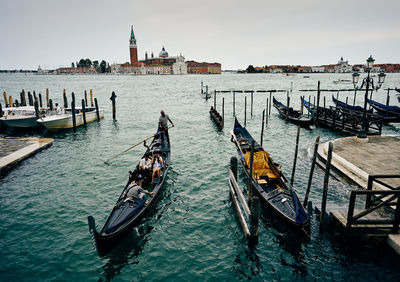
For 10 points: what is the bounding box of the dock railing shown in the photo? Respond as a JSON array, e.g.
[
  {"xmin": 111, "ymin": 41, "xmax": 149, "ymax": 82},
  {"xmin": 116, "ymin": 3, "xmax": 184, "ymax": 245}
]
[{"xmin": 346, "ymin": 175, "xmax": 400, "ymax": 233}]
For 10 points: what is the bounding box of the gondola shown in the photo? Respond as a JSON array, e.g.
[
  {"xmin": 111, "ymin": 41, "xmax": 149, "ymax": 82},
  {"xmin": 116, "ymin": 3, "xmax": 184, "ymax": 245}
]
[
  {"xmin": 272, "ymin": 97, "xmax": 313, "ymax": 127},
  {"xmin": 332, "ymin": 96, "xmax": 372, "ymax": 113},
  {"xmin": 395, "ymin": 88, "xmax": 400, "ymax": 94},
  {"xmin": 230, "ymin": 118, "xmax": 309, "ymax": 229},
  {"xmin": 367, "ymin": 99, "xmax": 400, "ymax": 119},
  {"xmin": 88, "ymin": 130, "xmax": 171, "ymax": 255}
]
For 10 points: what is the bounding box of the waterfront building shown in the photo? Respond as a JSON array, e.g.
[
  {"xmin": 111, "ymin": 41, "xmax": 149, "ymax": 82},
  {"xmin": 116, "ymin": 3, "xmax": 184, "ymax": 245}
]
[
  {"xmin": 56, "ymin": 67, "xmax": 96, "ymax": 74},
  {"xmin": 112, "ymin": 26, "xmax": 219, "ymax": 75},
  {"xmin": 311, "ymin": 66, "xmax": 325, "ymax": 73},
  {"xmin": 334, "ymin": 57, "xmax": 353, "ymax": 73}
]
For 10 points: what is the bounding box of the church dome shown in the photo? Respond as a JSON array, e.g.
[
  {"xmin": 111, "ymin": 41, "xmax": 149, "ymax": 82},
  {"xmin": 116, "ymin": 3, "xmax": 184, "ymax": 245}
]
[{"xmin": 159, "ymin": 46, "xmax": 168, "ymax": 58}]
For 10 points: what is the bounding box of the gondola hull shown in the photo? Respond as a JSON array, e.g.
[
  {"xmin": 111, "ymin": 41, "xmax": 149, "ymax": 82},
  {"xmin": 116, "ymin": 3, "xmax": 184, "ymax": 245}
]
[
  {"xmin": 273, "ymin": 97, "xmax": 313, "ymax": 127},
  {"xmin": 88, "ymin": 131, "xmax": 171, "ymax": 255},
  {"xmin": 231, "ymin": 118, "xmax": 309, "ymax": 229}
]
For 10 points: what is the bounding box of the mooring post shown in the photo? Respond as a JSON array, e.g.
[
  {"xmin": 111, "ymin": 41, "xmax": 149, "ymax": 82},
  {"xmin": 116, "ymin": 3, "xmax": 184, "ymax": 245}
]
[
  {"xmin": 90, "ymin": 89, "xmax": 94, "ymax": 107},
  {"xmin": 303, "ymin": 136, "xmax": 320, "ymax": 206},
  {"xmin": 22, "ymin": 89, "xmax": 26, "ymax": 106},
  {"xmin": 260, "ymin": 109, "xmax": 265, "ymax": 147},
  {"xmin": 386, "ymin": 89, "xmax": 390, "ymax": 106},
  {"xmin": 214, "ymin": 90, "xmax": 216, "ymax": 109},
  {"xmin": 336, "ymin": 90, "xmax": 339, "ymax": 100},
  {"xmin": 323, "ymin": 96, "xmax": 326, "ymax": 108},
  {"xmin": 46, "ymin": 89, "xmax": 49, "ymax": 107},
  {"xmin": 249, "ymin": 195, "xmax": 260, "ymax": 246},
  {"xmin": 206, "ymin": 85, "xmax": 208, "ymax": 96},
  {"xmin": 84, "ymin": 90, "xmax": 88, "ymax": 107},
  {"xmin": 244, "ymin": 96, "xmax": 247, "ymax": 127},
  {"xmin": 71, "ymin": 92, "xmax": 75, "ymax": 105},
  {"xmin": 286, "ymin": 95, "xmax": 290, "ymax": 122},
  {"xmin": 95, "ymin": 98, "xmax": 100, "ymax": 122},
  {"xmin": 63, "ymin": 92, "xmax": 68, "ymax": 108},
  {"xmin": 369, "ymin": 90, "xmax": 373, "ymax": 110},
  {"xmin": 321, "ymin": 142, "xmax": 333, "ymax": 227},
  {"xmin": 33, "ymin": 91, "xmax": 37, "ymax": 102},
  {"xmin": 201, "ymin": 82, "xmax": 203, "ymax": 94},
  {"xmin": 248, "ymin": 140, "xmax": 255, "ymax": 207},
  {"xmin": 3, "ymin": 92, "xmax": 8, "ymax": 107},
  {"xmin": 71, "ymin": 100, "xmax": 76, "ymax": 133},
  {"xmin": 266, "ymin": 98, "xmax": 269, "ymax": 125},
  {"xmin": 345, "ymin": 97, "xmax": 348, "ymax": 106},
  {"xmin": 290, "ymin": 124, "xmax": 301, "ymax": 186},
  {"xmin": 269, "ymin": 92, "xmax": 272, "ymax": 116},
  {"xmin": 0, "ymin": 103, "xmax": 2, "ymax": 117},
  {"xmin": 15, "ymin": 100, "xmax": 19, "ymax": 107},
  {"xmin": 315, "ymin": 81, "xmax": 320, "ymax": 126},
  {"xmin": 233, "ymin": 91, "xmax": 236, "ymax": 116},
  {"xmin": 82, "ymin": 99, "xmax": 87, "ymax": 126},
  {"xmin": 353, "ymin": 89, "xmax": 357, "ymax": 106},
  {"xmin": 222, "ymin": 97, "xmax": 225, "ymax": 127},
  {"xmin": 110, "ymin": 91, "xmax": 117, "ymax": 120},
  {"xmin": 8, "ymin": 96, "xmax": 13, "ymax": 108},
  {"xmin": 39, "ymin": 93, "xmax": 43, "ymax": 108},
  {"xmin": 20, "ymin": 92, "xmax": 24, "ymax": 107},
  {"xmin": 300, "ymin": 96, "xmax": 304, "ymax": 115},
  {"xmin": 230, "ymin": 156, "xmax": 238, "ymax": 181},
  {"xmin": 34, "ymin": 98, "xmax": 39, "ymax": 119},
  {"xmin": 49, "ymin": 99, "xmax": 53, "ymax": 110},
  {"xmin": 28, "ymin": 92, "xmax": 33, "ymax": 106},
  {"xmin": 308, "ymin": 95, "xmax": 311, "ymax": 117},
  {"xmin": 251, "ymin": 91, "xmax": 253, "ymax": 116}
]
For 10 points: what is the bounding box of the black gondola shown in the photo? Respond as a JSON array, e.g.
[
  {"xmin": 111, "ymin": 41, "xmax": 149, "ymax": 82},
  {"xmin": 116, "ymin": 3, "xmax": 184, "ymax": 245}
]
[
  {"xmin": 332, "ymin": 95, "xmax": 372, "ymax": 113},
  {"xmin": 231, "ymin": 118, "xmax": 309, "ymax": 229},
  {"xmin": 395, "ymin": 88, "xmax": 400, "ymax": 94},
  {"xmin": 367, "ymin": 98, "xmax": 400, "ymax": 122},
  {"xmin": 88, "ymin": 130, "xmax": 171, "ymax": 255},
  {"xmin": 272, "ymin": 97, "xmax": 313, "ymax": 127}
]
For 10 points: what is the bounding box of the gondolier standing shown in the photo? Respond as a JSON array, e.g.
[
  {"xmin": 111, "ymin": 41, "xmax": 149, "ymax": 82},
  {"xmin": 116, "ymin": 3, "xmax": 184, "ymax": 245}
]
[{"xmin": 158, "ymin": 110, "xmax": 174, "ymax": 145}]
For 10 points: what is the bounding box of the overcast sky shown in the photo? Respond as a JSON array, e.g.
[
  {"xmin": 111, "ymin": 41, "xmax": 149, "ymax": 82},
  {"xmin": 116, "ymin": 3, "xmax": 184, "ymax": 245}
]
[{"xmin": 1, "ymin": 0, "xmax": 399, "ymax": 70}]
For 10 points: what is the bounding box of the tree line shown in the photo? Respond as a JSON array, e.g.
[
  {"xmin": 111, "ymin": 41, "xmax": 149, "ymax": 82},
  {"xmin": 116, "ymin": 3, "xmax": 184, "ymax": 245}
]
[{"xmin": 71, "ymin": 59, "xmax": 111, "ymax": 73}]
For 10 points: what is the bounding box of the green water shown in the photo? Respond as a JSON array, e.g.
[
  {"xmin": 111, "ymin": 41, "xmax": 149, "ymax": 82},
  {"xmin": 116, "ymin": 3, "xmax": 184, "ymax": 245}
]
[{"xmin": 0, "ymin": 73, "xmax": 400, "ymax": 281}]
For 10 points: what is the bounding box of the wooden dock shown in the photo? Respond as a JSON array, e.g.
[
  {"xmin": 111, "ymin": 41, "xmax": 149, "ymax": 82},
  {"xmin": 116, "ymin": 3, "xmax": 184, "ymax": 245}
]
[
  {"xmin": 315, "ymin": 135, "xmax": 400, "ymax": 254},
  {"xmin": 0, "ymin": 137, "xmax": 54, "ymax": 174}
]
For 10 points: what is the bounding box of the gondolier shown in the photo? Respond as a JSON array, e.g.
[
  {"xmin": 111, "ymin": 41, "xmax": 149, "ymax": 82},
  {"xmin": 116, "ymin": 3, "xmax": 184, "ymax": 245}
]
[{"xmin": 158, "ymin": 110, "xmax": 174, "ymax": 144}]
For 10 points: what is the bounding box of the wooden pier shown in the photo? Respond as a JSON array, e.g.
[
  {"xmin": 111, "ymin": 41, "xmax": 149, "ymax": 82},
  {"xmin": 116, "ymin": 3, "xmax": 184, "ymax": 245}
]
[
  {"xmin": 0, "ymin": 137, "xmax": 54, "ymax": 174},
  {"xmin": 314, "ymin": 135, "xmax": 400, "ymax": 254}
]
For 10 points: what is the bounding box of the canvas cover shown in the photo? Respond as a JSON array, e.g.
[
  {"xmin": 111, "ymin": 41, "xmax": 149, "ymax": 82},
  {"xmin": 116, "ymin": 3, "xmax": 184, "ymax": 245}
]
[{"xmin": 244, "ymin": 150, "xmax": 277, "ymax": 179}]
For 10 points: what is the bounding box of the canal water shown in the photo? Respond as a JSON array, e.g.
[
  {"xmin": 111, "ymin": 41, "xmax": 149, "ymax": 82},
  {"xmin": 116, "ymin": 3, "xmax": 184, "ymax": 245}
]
[{"xmin": 0, "ymin": 73, "xmax": 399, "ymax": 281}]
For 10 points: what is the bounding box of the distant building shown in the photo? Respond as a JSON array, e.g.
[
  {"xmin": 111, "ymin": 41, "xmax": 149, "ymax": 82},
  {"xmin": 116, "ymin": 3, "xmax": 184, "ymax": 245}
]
[
  {"xmin": 334, "ymin": 57, "xmax": 352, "ymax": 73},
  {"xmin": 56, "ymin": 67, "xmax": 96, "ymax": 74},
  {"xmin": 311, "ymin": 66, "xmax": 325, "ymax": 73},
  {"xmin": 113, "ymin": 26, "xmax": 220, "ymax": 75}
]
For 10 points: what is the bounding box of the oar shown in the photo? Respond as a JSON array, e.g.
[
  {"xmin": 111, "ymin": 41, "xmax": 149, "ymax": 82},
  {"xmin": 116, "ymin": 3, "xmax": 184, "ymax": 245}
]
[
  {"xmin": 230, "ymin": 130, "xmax": 246, "ymax": 157},
  {"xmin": 104, "ymin": 126, "xmax": 172, "ymax": 165}
]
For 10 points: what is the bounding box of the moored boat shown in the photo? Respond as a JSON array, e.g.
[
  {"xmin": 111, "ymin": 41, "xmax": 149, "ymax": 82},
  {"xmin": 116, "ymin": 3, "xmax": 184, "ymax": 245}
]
[
  {"xmin": 332, "ymin": 96, "xmax": 372, "ymax": 113},
  {"xmin": 88, "ymin": 130, "xmax": 171, "ymax": 255},
  {"xmin": 0, "ymin": 106, "xmax": 44, "ymax": 129},
  {"xmin": 367, "ymin": 98, "xmax": 400, "ymax": 117},
  {"xmin": 37, "ymin": 107, "xmax": 104, "ymax": 131},
  {"xmin": 272, "ymin": 97, "xmax": 313, "ymax": 127},
  {"xmin": 230, "ymin": 118, "xmax": 309, "ymax": 229}
]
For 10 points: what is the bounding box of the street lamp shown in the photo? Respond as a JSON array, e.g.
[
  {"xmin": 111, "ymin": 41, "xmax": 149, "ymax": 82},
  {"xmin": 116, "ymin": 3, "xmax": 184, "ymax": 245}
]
[{"xmin": 352, "ymin": 55, "xmax": 386, "ymax": 138}]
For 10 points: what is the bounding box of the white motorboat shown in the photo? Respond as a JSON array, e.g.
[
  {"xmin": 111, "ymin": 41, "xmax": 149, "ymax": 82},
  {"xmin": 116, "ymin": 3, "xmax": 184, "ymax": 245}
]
[
  {"xmin": 37, "ymin": 107, "xmax": 104, "ymax": 131},
  {"xmin": 0, "ymin": 106, "xmax": 45, "ymax": 129}
]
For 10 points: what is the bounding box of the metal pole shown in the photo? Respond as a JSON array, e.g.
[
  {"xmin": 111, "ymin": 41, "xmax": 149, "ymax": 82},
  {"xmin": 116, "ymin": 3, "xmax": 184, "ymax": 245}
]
[
  {"xmin": 359, "ymin": 70, "xmax": 370, "ymax": 138},
  {"xmin": 303, "ymin": 136, "xmax": 320, "ymax": 207},
  {"xmin": 290, "ymin": 124, "xmax": 300, "ymax": 185},
  {"xmin": 321, "ymin": 142, "xmax": 333, "ymax": 227},
  {"xmin": 353, "ymin": 89, "xmax": 357, "ymax": 106}
]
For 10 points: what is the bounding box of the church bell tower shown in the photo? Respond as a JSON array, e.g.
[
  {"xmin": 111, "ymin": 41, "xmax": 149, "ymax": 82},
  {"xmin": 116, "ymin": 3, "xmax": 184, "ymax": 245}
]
[{"xmin": 129, "ymin": 25, "xmax": 138, "ymax": 65}]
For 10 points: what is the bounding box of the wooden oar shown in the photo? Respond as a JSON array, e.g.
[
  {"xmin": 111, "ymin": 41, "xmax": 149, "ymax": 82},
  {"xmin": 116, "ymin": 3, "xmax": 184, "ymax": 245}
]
[
  {"xmin": 104, "ymin": 126, "xmax": 173, "ymax": 165},
  {"xmin": 230, "ymin": 130, "xmax": 246, "ymax": 157}
]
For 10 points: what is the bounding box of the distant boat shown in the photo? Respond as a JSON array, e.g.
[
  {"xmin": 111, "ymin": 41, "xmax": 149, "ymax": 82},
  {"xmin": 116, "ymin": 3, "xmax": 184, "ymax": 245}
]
[
  {"xmin": 333, "ymin": 79, "xmax": 352, "ymax": 84},
  {"xmin": 0, "ymin": 106, "xmax": 44, "ymax": 129},
  {"xmin": 303, "ymin": 75, "xmax": 310, "ymax": 78},
  {"xmin": 37, "ymin": 107, "xmax": 104, "ymax": 131}
]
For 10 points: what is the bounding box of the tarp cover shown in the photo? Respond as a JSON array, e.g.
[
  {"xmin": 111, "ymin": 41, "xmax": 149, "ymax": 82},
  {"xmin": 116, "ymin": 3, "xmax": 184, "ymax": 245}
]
[{"xmin": 244, "ymin": 150, "xmax": 277, "ymax": 179}]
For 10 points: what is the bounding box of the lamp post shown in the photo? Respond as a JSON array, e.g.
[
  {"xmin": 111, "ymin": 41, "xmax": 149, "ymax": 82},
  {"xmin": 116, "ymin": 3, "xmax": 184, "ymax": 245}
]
[{"xmin": 352, "ymin": 55, "xmax": 386, "ymax": 138}]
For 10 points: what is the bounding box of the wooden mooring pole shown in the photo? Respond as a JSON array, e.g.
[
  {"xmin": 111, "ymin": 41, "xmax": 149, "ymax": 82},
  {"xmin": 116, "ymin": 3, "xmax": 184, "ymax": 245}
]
[
  {"xmin": 0, "ymin": 103, "xmax": 2, "ymax": 117},
  {"xmin": 249, "ymin": 196, "xmax": 260, "ymax": 246},
  {"xmin": 386, "ymin": 89, "xmax": 390, "ymax": 106},
  {"xmin": 201, "ymin": 82, "xmax": 203, "ymax": 94},
  {"xmin": 251, "ymin": 91, "xmax": 253, "ymax": 116},
  {"xmin": 49, "ymin": 99, "xmax": 53, "ymax": 110},
  {"xmin": 290, "ymin": 124, "xmax": 301, "ymax": 186},
  {"xmin": 28, "ymin": 92, "xmax": 33, "ymax": 106},
  {"xmin": 266, "ymin": 98, "xmax": 268, "ymax": 125},
  {"xmin": 303, "ymin": 136, "xmax": 320, "ymax": 207},
  {"xmin": 81, "ymin": 99, "xmax": 87, "ymax": 126},
  {"xmin": 248, "ymin": 140, "xmax": 255, "ymax": 206},
  {"xmin": 214, "ymin": 90, "xmax": 216, "ymax": 109},
  {"xmin": 39, "ymin": 93, "xmax": 43, "ymax": 108},
  {"xmin": 233, "ymin": 91, "xmax": 236, "ymax": 117},
  {"xmin": 63, "ymin": 92, "xmax": 68, "ymax": 108},
  {"xmin": 84, "ymin": 90, "xmax": 88, "ymax": 107},
  {"xmin": 222, "ymin": 97, "xmax": 224, "ymax": 127},
  {"xmin": 269, "ymin": 92, "xmax": 272, "ymax": 116},
  {"xmin": 46, "ymin": 89, "xmax": 49, "ymax": 107},
  {"xmin": 34, "ymin": 98, "xmax": 39, "ymax": 119},
  {"xmin": 244, "ymin": 96, "xmax": 247, "ymax": 127},
  {"xmin": 320, "ymin": 142, "xmax": 333, "ymax": 227},
  {"xmin": 3, "ymin": 92, "xmax": 8, "ymax": 107},
  {"xmin": 22, "ymin": 89, "xmax": 26, "ymax": 106},
  {"xmin": 315, "ymin": 81, "xmax": 320, "ymax": 126},
  {"xmin": 260, "ymin": 109, "xmax": 265, "ymax": 147},
  {"xmin": 90, "ymin": 89, "xmax": 94, "ymax": 107},
  {"xmin": 95, "ymin": 98, "xmax": 100, "ymax": 122},
  {"xmin": 110, "ymin": 91, "xmax": 117, "ymax": 120},
  {"xmin": 9, "ymin": 96, "xmax": 13, "ymax": 108},
  {"xmin": 71, "ymin": 100, "xmax": 77, "ymax": 133},
  {"xmin": 285, "ymin": 95, "xmax": 290, "ymax": 122}
]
